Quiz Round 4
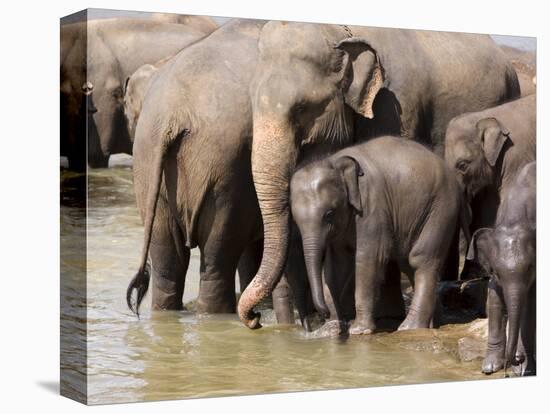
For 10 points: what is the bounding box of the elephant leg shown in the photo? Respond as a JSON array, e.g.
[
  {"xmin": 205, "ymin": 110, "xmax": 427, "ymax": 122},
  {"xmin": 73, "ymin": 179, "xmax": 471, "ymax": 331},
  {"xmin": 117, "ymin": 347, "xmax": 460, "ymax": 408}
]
[
  {"xmin": 272, "ymin": 274, "xmax": 295, "ymax": 325},
  {"xmin": 398, "ymin": 261, "xmax": 439, "ymax": 330},
  {"xmin": 322, "ymin": 246, "xmax": 344, "ymax": 321},
  {"xmin": 336, "ymin": 246, "xmax": 356, "ymax": 322},
  {"xmin": 323, "ymin": 243, "xmax": 355, "ymax": 321},
  {"xmin": 237, "ymin": 239, "xmax": 263, "ymax": 292},
  {"xmin": 149, "ymin": 211, "xmax": 189, "ymax": 310},
  {"xmin": 285, "ymin": 228, "xmax": 315, "ymax": 330},
  {"xmin": 350, "ymin": 254, "xmax": 386, "ymax": 335},
  {"xmin": 514, "ymin": 281, "xmax": 536, "ymax": 376},
  {"xmin": 374, "ymin": 260, "xmax": 406, "ymax": 321},
  {"xmin": 440, "ymin": 225, "xmax": 459, "ymax": 281},
  {"xmin": 197, "ymin": 244, "xmax": 240, "ymax": 314},
  {"xmin": 196, "ymin": 200, "xmax": 248, "ymax": 313},
  {"xmin": 482, "ymin": 280, "xmax": 506, "ymax": 374}
]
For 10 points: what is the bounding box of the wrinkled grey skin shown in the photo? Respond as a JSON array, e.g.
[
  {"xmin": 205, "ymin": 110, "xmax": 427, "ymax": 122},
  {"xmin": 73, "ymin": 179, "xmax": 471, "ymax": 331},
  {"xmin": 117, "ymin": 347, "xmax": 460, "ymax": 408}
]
[
  {"xmin": 467, "ymin": 162, "xmax": 536, "ymax": 376},
  {"xmin": 238, "ymin": 21, "xmax": 519, "ymax": 329},
  {"xmin": 126, "ymin": 20, "xmax": 301, "ymax": 326},
  {"xmin": 123, "ymin": 56, "xmax": 173, "ymax": 140},
  {"xmin": 61, "ymin": 19, "xmax": 209, "ymax": 170},
  {"xmin": 445, "ymin": 95, "xmax": 536, "ymax": 278},
  {"xmin": 290, "ymin": 136, "xmax": 466, "ymax": 334}
]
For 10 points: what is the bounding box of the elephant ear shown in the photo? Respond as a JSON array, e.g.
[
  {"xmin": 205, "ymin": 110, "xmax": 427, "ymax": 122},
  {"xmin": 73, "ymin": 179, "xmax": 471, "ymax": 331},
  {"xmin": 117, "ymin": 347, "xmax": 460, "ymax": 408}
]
[
  {"xmin": 333, "ymin": 155, "xmax": 364, "ymax": 214},
  {"xmin": 335, "ymin": 38, "xmax": 385, "ymax": 119},
  {"xmin": 476, "ymin": 117, "xmax": 511, "ymax": 167},
  {"xmin": 466, "ymin": 228, "xmax": 494, "ymax": 274}
]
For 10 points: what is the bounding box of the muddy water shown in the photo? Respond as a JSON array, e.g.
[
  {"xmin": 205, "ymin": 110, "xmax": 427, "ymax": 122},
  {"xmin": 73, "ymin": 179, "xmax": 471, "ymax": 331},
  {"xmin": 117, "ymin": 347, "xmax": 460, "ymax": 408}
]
[{"xmin": 61, "ymin": 160, "xmax": 493, "ymax": 405}]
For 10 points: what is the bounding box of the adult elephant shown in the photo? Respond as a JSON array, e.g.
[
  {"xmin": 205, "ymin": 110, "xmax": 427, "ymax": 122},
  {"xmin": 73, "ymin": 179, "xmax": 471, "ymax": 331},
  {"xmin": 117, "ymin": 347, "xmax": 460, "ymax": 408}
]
[
  {"xmin": 445, "ymin": 95, "xmax": 536, "ymax": 281},
  {"xmin": 60, "ymin": 18, "xmax": 211, "ymax": 170},
  {"xmin": 126, "ymin": 19, "xmax": 301, "ymax": 325},
  {"xmin": 237, "ymin": 21, "xmax": 520, "ymax": 329}
]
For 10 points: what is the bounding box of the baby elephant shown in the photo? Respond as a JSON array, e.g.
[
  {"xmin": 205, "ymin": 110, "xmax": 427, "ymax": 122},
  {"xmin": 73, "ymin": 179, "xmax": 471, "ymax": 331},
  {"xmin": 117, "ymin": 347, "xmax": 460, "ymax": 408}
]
[
  {"xmin": 467, "ymin": 162, "xmax": 536, "ymax": 376},
  {"xmin": 123, "ymin": 56, "xmax": 172, "ymax": 140},
  {"xmin": 290, "ymin": 136, "xmax": 466, "ymax": 334}
]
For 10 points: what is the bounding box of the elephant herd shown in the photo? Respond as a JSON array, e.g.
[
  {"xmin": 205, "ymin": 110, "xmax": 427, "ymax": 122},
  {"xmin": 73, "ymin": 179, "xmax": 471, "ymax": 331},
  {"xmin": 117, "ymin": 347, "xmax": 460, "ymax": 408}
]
[{"xmin": 60, "ymin": 16, "xmax": 537, "ymax": 377}]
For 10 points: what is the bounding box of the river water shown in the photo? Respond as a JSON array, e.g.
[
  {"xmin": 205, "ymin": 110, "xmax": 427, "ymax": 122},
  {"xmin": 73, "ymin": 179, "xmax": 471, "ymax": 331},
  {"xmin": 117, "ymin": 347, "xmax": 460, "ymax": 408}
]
[{"xmin": 60, "ymin": 158, "xmax": 494, "ymax": 405}]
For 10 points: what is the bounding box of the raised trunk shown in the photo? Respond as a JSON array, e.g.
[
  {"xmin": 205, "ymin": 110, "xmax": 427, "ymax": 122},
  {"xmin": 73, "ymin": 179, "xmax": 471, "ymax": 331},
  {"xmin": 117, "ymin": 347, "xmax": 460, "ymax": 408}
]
[
  {"xmin": 302, "ymin": 236, "xmax": 330, "ymax": 318},
  {"xmin": 503, "ymin": 286, "xmax": 526, "ymax": 370},
  {"xmin": 237, "ymin": 117, "xmax": 298, "ymax": 329}
]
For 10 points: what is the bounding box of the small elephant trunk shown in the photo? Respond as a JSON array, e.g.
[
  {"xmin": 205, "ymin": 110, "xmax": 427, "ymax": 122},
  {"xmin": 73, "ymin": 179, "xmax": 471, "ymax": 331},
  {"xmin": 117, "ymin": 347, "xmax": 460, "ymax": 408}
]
[{"xmin": 302, "ymin": 236, "xmax": 330, "ymax": 319}]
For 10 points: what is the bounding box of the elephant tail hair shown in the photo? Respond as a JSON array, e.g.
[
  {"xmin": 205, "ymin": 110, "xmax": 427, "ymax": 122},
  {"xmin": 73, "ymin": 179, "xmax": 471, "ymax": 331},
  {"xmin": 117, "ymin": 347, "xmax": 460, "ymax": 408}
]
[
  {"xmin": 126, "ymin": 262, "xmax": 151, "ymax": 318},
  {"xmin": 127, "ymin": 126, "xmax": 189, "ymax": 317}
]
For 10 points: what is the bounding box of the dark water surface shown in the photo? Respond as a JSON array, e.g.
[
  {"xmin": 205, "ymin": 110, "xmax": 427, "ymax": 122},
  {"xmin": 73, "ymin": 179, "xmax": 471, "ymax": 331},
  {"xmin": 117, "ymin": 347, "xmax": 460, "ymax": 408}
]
[{"xmin": 61, "ymin": 160, "xmax": 493, "ymax": 405}]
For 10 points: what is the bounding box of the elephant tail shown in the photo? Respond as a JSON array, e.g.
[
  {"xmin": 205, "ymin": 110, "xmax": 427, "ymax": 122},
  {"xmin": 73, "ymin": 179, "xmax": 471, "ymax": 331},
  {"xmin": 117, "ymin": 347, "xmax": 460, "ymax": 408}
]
[{"xmin": 127, "ymin": 124, "xmax": 189, "ymax": 317}]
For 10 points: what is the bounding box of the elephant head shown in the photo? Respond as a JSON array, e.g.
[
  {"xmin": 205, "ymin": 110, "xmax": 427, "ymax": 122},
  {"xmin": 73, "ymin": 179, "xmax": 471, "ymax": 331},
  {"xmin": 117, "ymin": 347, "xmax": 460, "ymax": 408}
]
[
  {"xmin": 85, "ymin": 37, "xmax": 132, "ymax": 168},
  {"xmin": 61, "ymin": 23, "xmax": 88, "ymax": 171},
  {"xmin": 289, "ymin": 156, "xmax": 362, "ymax": 317},
  {"xmin": 467, "ymin": 227, "xmax": 535, "ymax": 370},
  {"xmin": 237, "ymin": 22, "xmax": 386, "ymax": 328},
  {"xmin": 123, "ymin": 63, "xmax": 159, "ymax": 141},
  {"xmin": 445, "ymin": 116, "xmax": 512, "ymax": 202}
]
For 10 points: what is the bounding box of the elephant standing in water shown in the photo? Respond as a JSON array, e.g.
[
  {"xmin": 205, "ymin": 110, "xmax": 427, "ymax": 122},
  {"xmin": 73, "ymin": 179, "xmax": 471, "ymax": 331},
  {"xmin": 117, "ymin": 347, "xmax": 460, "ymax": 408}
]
[
  {"xmin": 290, "ymin": 137, "xmax": 467, "ymax": 333},
  {"xmin": 61, "ymin": 18, "xmax": 212, "ymax": 170},
  {"xmin": 126, "ymin": 20, "xmax": 300, "ymax": 324},
  {"xmin": 444, "ymin": 95, "xmax": 536, "ymax": 278},
  {"xmin": 238, "ymin": 21, "xmax": 520, "ymax": 329},
  {"xmin": 467, "ymin": 162, "xmax": 536, "ymax": 376}
]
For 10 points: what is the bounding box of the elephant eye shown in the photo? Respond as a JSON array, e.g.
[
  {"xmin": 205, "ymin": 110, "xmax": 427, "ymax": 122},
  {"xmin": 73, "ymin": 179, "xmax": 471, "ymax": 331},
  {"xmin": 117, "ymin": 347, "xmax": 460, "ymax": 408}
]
[
  {"xmin": 456, "ymin": 160, "xmax": 470, "ymax": 172},
  {"xmin": 323, "ymin": 209, "xmax": 335, "ymax": 224},
  {"xmin": 294, "ymin": 103, "xmax": 307, "ymax": 116}
]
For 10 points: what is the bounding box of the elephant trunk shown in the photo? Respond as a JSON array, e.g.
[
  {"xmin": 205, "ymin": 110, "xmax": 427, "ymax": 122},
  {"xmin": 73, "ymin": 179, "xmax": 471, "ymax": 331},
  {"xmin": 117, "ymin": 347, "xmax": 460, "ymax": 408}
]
[
  {"xmin": 503, "ymin": 284, "xmax": 526, "ymax": 372},
  {"xmin": 237, "ymin": 117, "xmax": 298, "ymax": 329},
  {"xmin": 302, "ymin": 236, "xmax": 330, "ymax": 319}
]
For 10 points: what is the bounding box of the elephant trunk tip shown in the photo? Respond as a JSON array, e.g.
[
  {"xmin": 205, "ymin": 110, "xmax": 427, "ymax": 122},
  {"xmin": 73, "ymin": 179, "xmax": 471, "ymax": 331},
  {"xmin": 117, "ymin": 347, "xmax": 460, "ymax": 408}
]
[
  {"xmin": 237, "ymin": 305, "xmax": 263, "ymax": 330},
  {"xmin": 238, "ymin": 280, "xmax": 270, "ymax": 330},
  {"xmin": 245, "ymin": 311, "xmax": 263, "ymax": 330}
]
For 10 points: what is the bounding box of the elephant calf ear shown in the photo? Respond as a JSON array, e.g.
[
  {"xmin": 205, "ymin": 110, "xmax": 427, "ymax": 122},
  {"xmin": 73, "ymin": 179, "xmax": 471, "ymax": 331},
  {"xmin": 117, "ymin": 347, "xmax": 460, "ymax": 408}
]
[
  {"xmin": 333, "ymin": 156, "xmax": 363, "ymax": 214},
  {"xmin": 335, "ymin": 38, "xmax": 385, "ymax": 119},
  {"xmin": 466, "ymin": 228, "xmax": 493, "ymax": 274},
  {"xmin": 476, "ymin": 117, "xmax": 511, "ymax": 167}
]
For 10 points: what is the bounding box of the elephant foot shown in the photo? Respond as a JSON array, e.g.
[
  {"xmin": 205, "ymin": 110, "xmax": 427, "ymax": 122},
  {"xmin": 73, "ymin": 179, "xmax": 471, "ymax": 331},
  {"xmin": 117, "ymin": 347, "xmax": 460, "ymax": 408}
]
[
  {"xmin": 349, "ymin": 319, "xmax": 375, "ymax": 335},
  {"xmin": 481, "ymin": 351, "xmax": 505, "ymax": 375},
  {"xmin": 511, "ymin": 355, "xmax": 536, "ymax": 377},
  {"xmin": 300, "ymin": 313, "xmax": 323, "ymax": 332},
  {"xmin": 309, "ymin": 320, "xmax": 348, "ymax": 338},
  {"xmin": 398, "ymin": 315, "xmax": 429, "ymax": 331}
]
